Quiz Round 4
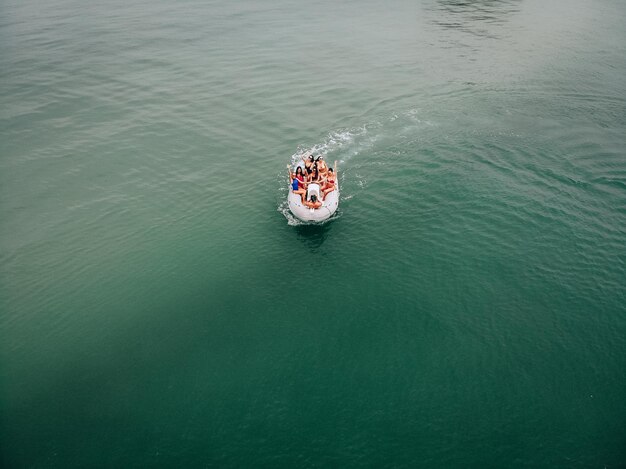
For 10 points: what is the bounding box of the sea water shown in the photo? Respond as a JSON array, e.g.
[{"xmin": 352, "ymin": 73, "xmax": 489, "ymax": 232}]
[{"xmin": 1, "ymin": 0, "xmax": 625, "ymax": 466}]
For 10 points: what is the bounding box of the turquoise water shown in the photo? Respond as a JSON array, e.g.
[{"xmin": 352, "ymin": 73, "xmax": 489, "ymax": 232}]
[{"xmin": 1, "ymin": 0, "xmax": 625, "ymax": 466}]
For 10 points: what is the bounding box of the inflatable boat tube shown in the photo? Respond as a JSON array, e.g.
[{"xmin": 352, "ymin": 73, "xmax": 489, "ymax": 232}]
[{"xmin": 288, "ymin": 165, "xmax": 339, "ymax": 223}]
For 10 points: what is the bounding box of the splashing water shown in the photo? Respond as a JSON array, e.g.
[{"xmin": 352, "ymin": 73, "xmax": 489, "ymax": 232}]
[{"xmin": 279, "ymin": 109, "xmax": 435, "ymax": 224}]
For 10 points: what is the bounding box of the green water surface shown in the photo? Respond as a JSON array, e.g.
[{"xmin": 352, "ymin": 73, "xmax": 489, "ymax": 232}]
[{"xmin": 1, "ymin": 0, "xmax": 625, "ymax": 466}]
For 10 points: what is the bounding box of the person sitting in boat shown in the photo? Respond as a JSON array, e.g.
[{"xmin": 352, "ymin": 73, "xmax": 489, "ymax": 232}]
[
  {"xmin": 294, "ymin": 165, "xmax": 306, "ymax": 186},
  {"xmin": 316, "ymin": 156, "xmax": 328, "ymax": 176},
  {"xmin": 288, "ymin": 165, "xmax": 307, "ymax": 202},
  {"xmin": 321, "ymin": 166, "xmax": 337, "ymax": 200},
  {"xmin": 308, "ymin": 165, "xmax": 322, "ymax": 184},
  {"xmin": 302, "ymin": 154, "xmax": 315, "ymax": 173},
  {"xmin": 304, "ymin": 194, "xmax": 322, "ymax": 209}
]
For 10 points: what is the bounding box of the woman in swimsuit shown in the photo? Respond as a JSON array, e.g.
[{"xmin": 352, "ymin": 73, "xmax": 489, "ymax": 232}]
[
  {"xmin": 310, "ymin": 165, "xmax": 323, "ymax": 184},
  {"xmin": 288, "ymin": 165, "xmax": 307, "ymax": 202},
  {"xmin": 316, "ymin": 156, "xmax": 328, "ymax": 177},
  {"xmin": 294, "ymin": 166, "xmax": 306, "ymax": 186},
  {"xmin": 304, "ymin": 194, "xmax": 322, "ymax": 209},
  {"xmin": 302, "ymin": 154, "xmax": 315, "ymax": 173},
  {"xmin": 322, "ymin": 166, "xmax": 337, "ymax": 200}
]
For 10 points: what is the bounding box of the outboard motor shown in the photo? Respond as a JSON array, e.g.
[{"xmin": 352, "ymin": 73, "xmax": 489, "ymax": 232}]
[{"xmin": 307, "ymin": 183, "xmax": 321, "ymax": 201}]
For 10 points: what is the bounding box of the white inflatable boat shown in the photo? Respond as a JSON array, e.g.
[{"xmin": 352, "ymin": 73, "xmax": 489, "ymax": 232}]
[{"xmin": 288, "ymin": 163, "xmax": 339, "ymax": 223}]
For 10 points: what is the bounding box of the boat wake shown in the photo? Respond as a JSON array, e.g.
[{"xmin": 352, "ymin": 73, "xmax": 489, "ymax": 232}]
[
  {"xmin": 279, "ymin": 109, "xmax": 435, "ymax": 225},
  {"xmin": 288, "ymin": 124, "xmax": 378, "ymax": 168}
]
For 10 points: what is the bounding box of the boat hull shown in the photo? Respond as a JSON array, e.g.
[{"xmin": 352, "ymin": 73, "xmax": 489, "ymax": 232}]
[
  {"xmin": 288, "ymin": 187, "xmax": 339, "ymax": 222},
  {"xmin": 288, "ymin": 164, "xmax": 339, "ymax": 222}
]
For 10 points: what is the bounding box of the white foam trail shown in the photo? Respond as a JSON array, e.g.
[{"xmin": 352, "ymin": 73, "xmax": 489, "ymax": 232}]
[
  {"xmin": 281, "ymin": 109, "xmax": 440, "ymax": 225},
  {"xmin": 278, "ymin": 201, "xmax": 304, "ymax": 226},
  {"xmin": 289, "ymin": 124, "xmax": 376, "ymax": 166}
]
